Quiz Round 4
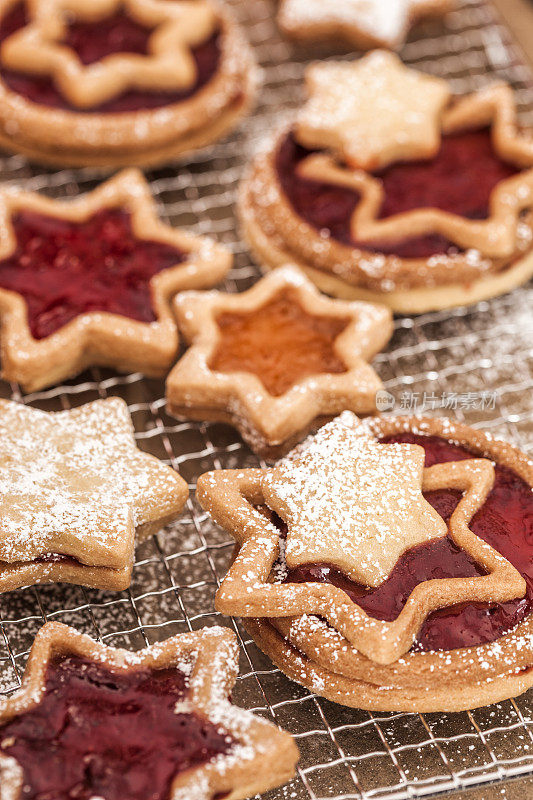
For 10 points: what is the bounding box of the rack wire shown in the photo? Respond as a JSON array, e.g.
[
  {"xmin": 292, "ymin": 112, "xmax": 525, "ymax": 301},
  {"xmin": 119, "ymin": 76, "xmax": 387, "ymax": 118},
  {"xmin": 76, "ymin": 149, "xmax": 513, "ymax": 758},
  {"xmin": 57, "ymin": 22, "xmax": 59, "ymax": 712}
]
[{"xmin": 0, "ymin": 0, "xmax": 533, "ymax": 798}]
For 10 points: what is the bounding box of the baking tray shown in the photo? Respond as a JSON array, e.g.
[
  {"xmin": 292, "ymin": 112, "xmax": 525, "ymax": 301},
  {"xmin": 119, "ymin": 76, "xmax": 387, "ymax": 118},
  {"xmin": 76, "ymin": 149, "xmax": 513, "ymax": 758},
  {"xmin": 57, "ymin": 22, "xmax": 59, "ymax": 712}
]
[{"xmin": 1, "ymin": 1, "xmax": 533, "ymax": 798}]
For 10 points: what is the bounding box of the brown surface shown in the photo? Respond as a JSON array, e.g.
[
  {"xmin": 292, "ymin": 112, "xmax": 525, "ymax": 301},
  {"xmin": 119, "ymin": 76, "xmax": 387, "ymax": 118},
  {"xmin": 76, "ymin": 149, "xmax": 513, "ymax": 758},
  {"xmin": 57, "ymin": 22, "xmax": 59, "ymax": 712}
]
[
  {"xmin": 492, "ymin": 0, "xmax": 533, "ymax": 65},
  {"xmin": 449, "ymin": 774, "xmax": 533, "ymax": 799}
]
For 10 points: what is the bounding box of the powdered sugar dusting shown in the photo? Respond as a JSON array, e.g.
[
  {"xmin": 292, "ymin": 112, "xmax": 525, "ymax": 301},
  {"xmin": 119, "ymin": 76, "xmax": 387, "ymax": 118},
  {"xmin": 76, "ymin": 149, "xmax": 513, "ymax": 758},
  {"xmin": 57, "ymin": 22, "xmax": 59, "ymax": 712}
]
[
  {"xmin": 0, "ymin": 398, "xmax": 184, "ymax": 565},
  {"xmin": 0, "ymin": 624, "xmax": 297, "ymax": 800},
  {"xmin": 262, "ymin": 411, "xmax": 448, "ymax": 586},
  {"xmin": 280, "ymin": 0, "xmax": 412, "ymax": 47},
  {"xmin": 296, "ymin": 52, "xmax": 451, "ymax": 171}
]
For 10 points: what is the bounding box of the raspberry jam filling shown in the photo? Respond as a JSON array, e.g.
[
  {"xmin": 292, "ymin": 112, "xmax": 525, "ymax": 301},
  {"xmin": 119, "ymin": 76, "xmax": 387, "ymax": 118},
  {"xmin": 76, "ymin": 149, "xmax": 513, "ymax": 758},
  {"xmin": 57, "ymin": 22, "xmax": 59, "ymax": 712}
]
[
  {"xmin": 283, "ymin": 434, "xmax": 533, "ymax": 652},
  {"xmin": 210, "ymin": 290, "xmax": 348, "ymax": 396},
  {"xmin": 276, "ymin": 131, "xmax": 519, "ymax": 259},
  {"xmin": 0, "ymin": 3, "xmax": 220, "ymax": 112},
  {"xmin": 0, "ymin": 208, "xmax": 185, "ymax": 339},
  {"xmin": 33, "ymin": 554, "xmax": 80, "ymax": 566},
  {"xmin": 0, "ymin": 655, "xmax": 233, "ymax": 800},
  {"xmin": 0, "ymin": 554, "xmax": 82, "ymax": 571}
]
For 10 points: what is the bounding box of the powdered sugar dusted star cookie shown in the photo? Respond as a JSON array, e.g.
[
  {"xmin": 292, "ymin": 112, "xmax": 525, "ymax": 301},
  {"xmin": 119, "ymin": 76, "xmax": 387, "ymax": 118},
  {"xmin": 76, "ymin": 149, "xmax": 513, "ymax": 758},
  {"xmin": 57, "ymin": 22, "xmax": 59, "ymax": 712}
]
[
  {"xmin": 261, "ymin": 412, "xmax": 448, "ymax": 586},
  {"xmin": 240, "ymin": 58, "xmax": 533, "ymax": 313},
  {"xmin": 278, "ymin": 0, "xmax": 455, "ymax": 50},
  {"xmin": 0, "ymin": 397, "xmax": 188, "ymax": 592},
  {"xmin": 196, "ymin": 413, "xmax": 531, "ymax": 710},
  {"xmin": 296, "ymin": 51, "xmax": 451, "ymax": 171}
]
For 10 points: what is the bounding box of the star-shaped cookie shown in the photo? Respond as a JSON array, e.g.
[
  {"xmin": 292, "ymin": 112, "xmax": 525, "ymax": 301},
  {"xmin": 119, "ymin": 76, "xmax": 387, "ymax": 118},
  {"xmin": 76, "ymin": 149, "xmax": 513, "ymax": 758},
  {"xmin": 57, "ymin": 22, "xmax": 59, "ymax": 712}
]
[
  {"xmin": 296, "ymin": 73, "xmax": 533, "ymax": 259},
  {"xmin": 0, "ymin": 621, "xmax": 298, "ymax": 800},
  {"xmin": 197, "ymin": 412, "xmax": 526, "ymax": 664},
  {"xmin": 262, "ymin": 413, "xmax": 447, "ymax": 586},
  {"xmin": 166, "ymin": 265, "xmax": 392, "ymax": 457},
  {"xmin": 0, "ymin": 397, "xmax": 188, "ymax": 592},
  {"xmin": 296, "ymin": 50, "xmax": 451, "ymax": 171},
  {"xmin": 0, "ymin": 168, "xmax": 231, "ymax": 392},
  {"xmin": 0, "ymin": 0, "xmax": 217, "ymax": 109},
  {"xmin": 278, "ymin": 0, "xmax": 455, "ymax": 50}
]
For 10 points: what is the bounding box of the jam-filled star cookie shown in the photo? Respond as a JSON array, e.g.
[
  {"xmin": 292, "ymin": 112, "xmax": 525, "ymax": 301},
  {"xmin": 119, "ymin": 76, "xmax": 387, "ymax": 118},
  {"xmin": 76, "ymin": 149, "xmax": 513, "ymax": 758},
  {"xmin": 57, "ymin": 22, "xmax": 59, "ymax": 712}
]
[
  {"xmin": 278, "ymin": 0, "xmax": 455, "ymax": 51},
  {"xmin": 0, "ymin": 397, "xmax": 188, "ymax": 592},
  {"xmin": 166, "ymin": 265, "xmax": 392, "ymax": 457},
  {"xmin": 196, "ymin": 412, "xmax": 533, "ymax": 712},
  {"xmin": 0, "ymin": 622, "xmax": 298, "ymax": 800},
  {"xmin": 0, "ymin": 0, "xmax": 257, "ymax": 168},
  {"xmin": 240, "ymin": 50, "xmax": 533, "ymax": 313},
  {"xmin": 0, "ymin": 168, "xmax": 231, "ymax": 392}
]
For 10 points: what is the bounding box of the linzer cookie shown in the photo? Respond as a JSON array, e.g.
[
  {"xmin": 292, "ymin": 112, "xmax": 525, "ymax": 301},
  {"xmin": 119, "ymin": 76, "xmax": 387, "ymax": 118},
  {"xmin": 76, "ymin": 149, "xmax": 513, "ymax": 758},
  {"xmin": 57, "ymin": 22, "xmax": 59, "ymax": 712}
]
[
  {"xmin": 278, "ymin": 0, "xmax": 455, "ymax": 50},
  {"xmin": 0, "ymin": 397, "xmax": 188, "ymax": 592},
  {"xmin": 196, "ymin": 412, "xmax": 533, "ymax": 712},
  {"xmin": 0, "ymin": 0, "xmax": 257, "ymax": 168},
  {"xmin": 0, "ymin": 168, "xmax": 231, "ymax": 392},
  {"xmin": 166, "ymin": 265, "xmax": 392, "ymax": 457},
  {"xmin": 240, "ymin": 50, "xmax": 533, "ymax": 313},
  {"xmin": 0, "ymin": 622, "xmax": 298, "ymax": 800}
]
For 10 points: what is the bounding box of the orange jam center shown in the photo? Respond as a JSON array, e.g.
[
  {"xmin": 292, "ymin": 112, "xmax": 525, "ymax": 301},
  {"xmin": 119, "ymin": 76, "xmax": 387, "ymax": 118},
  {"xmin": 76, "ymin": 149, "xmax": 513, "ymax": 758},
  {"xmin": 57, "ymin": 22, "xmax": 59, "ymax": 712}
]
[{"xmin": 210, "ymin": 291, "xmax": 349, "ymax": 396}]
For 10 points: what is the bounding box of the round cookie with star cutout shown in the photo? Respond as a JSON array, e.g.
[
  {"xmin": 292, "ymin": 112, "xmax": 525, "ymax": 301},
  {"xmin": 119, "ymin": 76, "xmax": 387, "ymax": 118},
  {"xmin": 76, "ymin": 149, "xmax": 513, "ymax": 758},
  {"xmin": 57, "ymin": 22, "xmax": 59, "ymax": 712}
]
[{"xmin": 0, "ymin": 0, "xmax": 257, "ymax": 167}]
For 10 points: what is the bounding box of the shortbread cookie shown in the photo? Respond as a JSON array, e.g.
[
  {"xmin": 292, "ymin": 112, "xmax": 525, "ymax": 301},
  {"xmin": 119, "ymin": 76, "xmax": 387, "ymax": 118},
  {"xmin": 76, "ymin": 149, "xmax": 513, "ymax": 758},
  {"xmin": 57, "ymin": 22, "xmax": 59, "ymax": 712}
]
[
  {"xmin": 278, "ymin": 0, "xmax": 455, "ymax": 51},
  {"xmin": 0, "ymin": 168, "xmax": 231, "ymax": 392},
  {"xmin": 196, "ymin": 413, "xmax": 533, "ymax": 712},
  {"xmin": 0, "ymin": 397, "xmax": 188, "ymax": 592},
  {"xmin": 240, "ymin": 51, "xmax": 533, "ymax": 313},
  {"xmin": 0, "ymin": 621, "xmax": 298, "ymax": 800},
  {"xmin": 296, "ymin": 53, "xmax": 451, "ymax": 172},
  {"xmin": 0, "ymin": 0, "xmax": 257, "ymax": 168},
  {"xmin": 166, "ymin": 265, "xmax": 392, "ymax": 457},
  {"xmin": 244, "ymin": 616, "xmax": 533, "ymax": 714}
]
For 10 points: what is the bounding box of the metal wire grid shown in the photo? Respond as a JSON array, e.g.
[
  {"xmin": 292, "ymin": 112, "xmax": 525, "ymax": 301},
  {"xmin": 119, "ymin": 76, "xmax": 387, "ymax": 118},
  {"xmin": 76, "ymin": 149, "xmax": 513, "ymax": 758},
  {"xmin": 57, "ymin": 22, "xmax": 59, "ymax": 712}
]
[{"xmin": 0, "ymin": 1, "xmax": 532, "ymax": 798}]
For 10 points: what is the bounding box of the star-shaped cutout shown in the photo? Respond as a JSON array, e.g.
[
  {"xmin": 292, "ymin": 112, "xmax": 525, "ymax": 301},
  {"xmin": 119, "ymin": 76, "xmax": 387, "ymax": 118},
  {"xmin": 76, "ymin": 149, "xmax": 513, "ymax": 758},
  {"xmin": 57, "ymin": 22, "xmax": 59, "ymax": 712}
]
[
  {"xmin": 0, "ymin": 397, "xmax": 188, "ymax": 592},
  {"xmin": 296, "ymin": 79, "xmax": 533, "ymax": 258},
  {"xmin": 278, "ymin": 0, "xmax": 454, "ymax": 50},
  {"xmin": 0, "ymin": 0, "xmax": 217, "ymax": 109},
  {"xmin": 0, "ymin": 621, "xmax": 298, "ymax": 800},
  {"xmin": 262, "ymin": 411, "xmax": 447, "ymax": 586},
  {"xmin": 166, "ymin": 265, "xmax": 392, "ymax": 457},
  {"xmin": 197, "ymin": 412, "xmax": 526, "ymax": 664},
  {"xmin": 0, "ymin": 168, "xmax": 231, "ymax": 392},
  {"xmin": 296, "ymin": 51, "xmax": 451, "ymax": 171}
]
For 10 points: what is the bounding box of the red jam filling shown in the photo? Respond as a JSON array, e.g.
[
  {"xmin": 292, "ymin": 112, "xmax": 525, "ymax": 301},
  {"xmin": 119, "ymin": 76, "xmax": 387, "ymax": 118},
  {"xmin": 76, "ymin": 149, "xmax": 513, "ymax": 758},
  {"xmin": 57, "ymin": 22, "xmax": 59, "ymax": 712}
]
[
  {"xmin": 33, "ymin": 553, "xmax": 81, "ymax": 566},
  {"xmin": 0, "ymin": 3, "xmax": 220, "ymax": 112},
  {"xmin": 0, "ymin": 655, "xmax": 233, "ymax": 800},
  {"xmin": 276, "ymin": 131, "xmax": 519, "ymax": 259},
  {"xmin": 0, "ymin": 208, "xmax": 186, "ymax": 339},
  {"xmin": 284, "ymin": 434, "xmax": 533, "ymax": 652},
  {"xmin": 0, "ymin": 554, "xmax": 80, "ymax": 566}
]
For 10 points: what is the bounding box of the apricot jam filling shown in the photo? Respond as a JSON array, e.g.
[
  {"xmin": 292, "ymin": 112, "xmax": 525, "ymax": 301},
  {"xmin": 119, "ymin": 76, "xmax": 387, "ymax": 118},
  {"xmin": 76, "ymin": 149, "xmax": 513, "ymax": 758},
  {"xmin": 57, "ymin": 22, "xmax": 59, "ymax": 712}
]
[
  {"xmin": 0, "ymin": 3, "xmax": 220, "ymax": 113},
  {"xmin": 0, "ymin": 208, "xmax": 186, "ymax": 339},
  {"xmin": 210, "ymin": 290, "xmax": 349, "ymax": 396},
  {"xmin": 0, "ymin": 655, "xmax": 233, "ymax": 800},
  {"xmin": 274, "ymin": 434, "xmax": 533, "ymax": 652},
  {"xmin": 276, "ymin": 130, "xmax": 520, "ymax": 260}
]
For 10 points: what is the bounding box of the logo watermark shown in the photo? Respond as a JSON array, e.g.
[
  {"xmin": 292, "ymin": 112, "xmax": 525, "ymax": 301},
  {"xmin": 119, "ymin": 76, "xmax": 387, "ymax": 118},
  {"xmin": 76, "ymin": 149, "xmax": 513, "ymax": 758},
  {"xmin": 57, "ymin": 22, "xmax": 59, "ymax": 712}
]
[
  {"xmin": 375, "ymin": 390, "xmax": 395, "ymax": 412},
  {"xmin": 375, "ymin": 390, "xmax": 497, "ymax": 413}
]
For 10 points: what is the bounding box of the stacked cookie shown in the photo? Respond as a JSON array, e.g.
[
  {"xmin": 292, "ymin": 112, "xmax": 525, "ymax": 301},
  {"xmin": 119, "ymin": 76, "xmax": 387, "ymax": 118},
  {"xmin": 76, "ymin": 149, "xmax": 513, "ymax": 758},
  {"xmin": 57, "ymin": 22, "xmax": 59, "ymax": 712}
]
[
  {"xmin": 0, "ymin": 2, "xmax": 533, "ymax": 798},
  {"xmin": 0, "ymin": 0, "xmax": 257, "ymax": 167},
  {"xmin": 198, "ymin": 412, "xmax": 533, "ymax": 713}
]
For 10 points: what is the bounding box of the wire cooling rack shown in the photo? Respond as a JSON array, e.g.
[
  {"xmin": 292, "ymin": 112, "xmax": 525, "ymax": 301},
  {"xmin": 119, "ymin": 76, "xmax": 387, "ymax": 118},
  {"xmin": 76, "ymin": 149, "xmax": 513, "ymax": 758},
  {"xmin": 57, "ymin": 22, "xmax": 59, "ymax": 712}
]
[{"xmin": 1, "ymin": 1, "xmax": 533, "ymax": 798}]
